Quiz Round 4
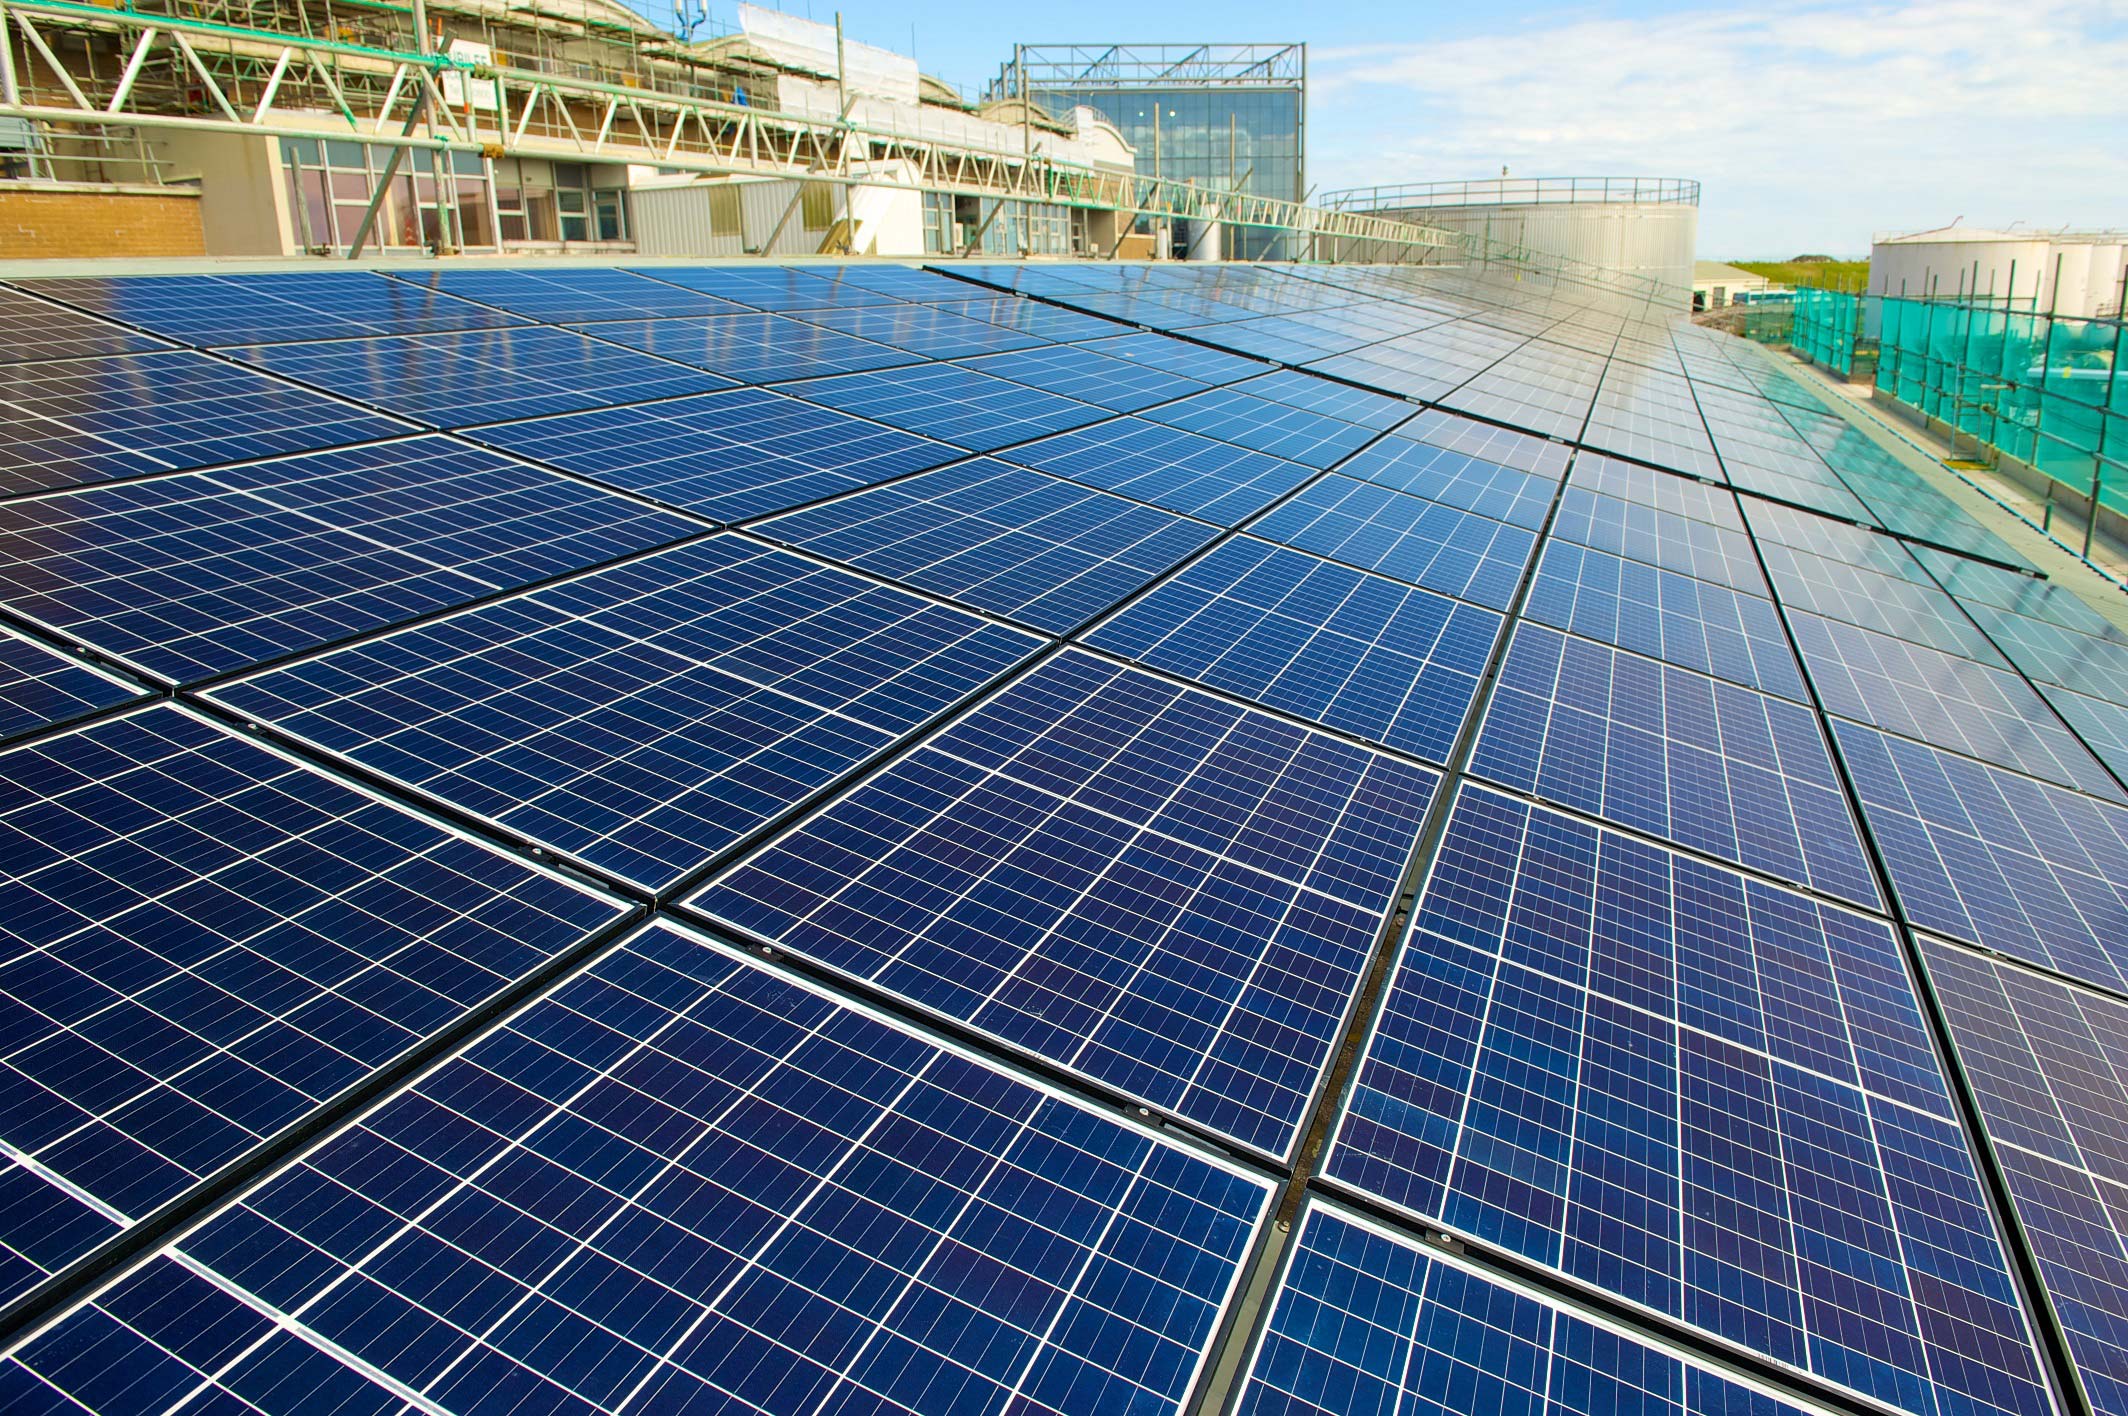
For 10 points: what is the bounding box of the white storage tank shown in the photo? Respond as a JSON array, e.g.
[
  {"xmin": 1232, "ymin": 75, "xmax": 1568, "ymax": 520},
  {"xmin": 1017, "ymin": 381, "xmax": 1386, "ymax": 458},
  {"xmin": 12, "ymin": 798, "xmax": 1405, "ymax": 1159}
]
[{"xmin": 1870, "ymin": 225, "xmax": 2128, "ymax": 316}]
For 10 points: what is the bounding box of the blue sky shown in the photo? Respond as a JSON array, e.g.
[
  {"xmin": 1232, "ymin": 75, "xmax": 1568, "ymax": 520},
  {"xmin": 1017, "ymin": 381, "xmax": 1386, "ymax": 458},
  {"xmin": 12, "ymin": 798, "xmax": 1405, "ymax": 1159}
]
[{"xmin": 696, "ymin": 0, "xmax": 2128, "ymax": 257}]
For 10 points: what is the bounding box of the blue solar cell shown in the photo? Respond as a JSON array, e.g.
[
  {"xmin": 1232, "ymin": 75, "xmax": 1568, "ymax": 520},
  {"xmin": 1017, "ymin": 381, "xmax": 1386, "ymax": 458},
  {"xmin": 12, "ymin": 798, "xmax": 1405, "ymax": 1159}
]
[
  {"xmin": 1077, "ymin": 332, "xmax": 1274, "ymax": 384},
  {"xmin": 1759, "ymin": 541, "xmax": 2011, "ymax": 665},
  {"xmin": 932, "ymin": 296, "xmax": 1128, "ymax": 342},
  {"xmin": 1231, "ymin": 369, "xmax": 1415, "ymax": 429},
  {"xmin": 1326, "ymin": 784, "xmax": 2055, "ymax": 1416},
  {"xmin": 228, "ymin": 326, "xmax": 732, "ymax": 427},
  {"xmin": 1522, "ymin": 541, "xmax": 1809, "ymax": 701},
  {"xmin": 1551, "ymin": 484, "xmax": 1769, "ymax": 593},
  {"xmin": 1143, "ymin": 386, "xmax": 1393, "ymax": 469},
  {"xmin": 1240, "ymin": 1204, "xmax": 1829, "ymax": 1416},
  {"xmin": 0, "ymin": 350, "xmax": 410, "ymax": 496},
  {"xmin": 1471, "ymin": 623, "xmax": 1882, "ymax": 906},
  {"xmin": 1569, "ymin": 451, "xmax": 1742, "ymax": 526},
  {"xmin": 1834, "ymin": 720, "xmax": 2128, "ymax": 995},
  {"xmin": 0, "ymin": 286, "xmax": 172, "ymax": 364},
  {"xmin": 625, "ymin": 264, "xmax": 906, "ymax": 310},
  {"xmin": 788, "ymin": 302, "xmax": 1051, "ymax": 358},
  {"xmin": 0, "ymin": 705, "xmax": 625, "ymax": 1303},
  {"xmin": 693, "ymin": 649, "xmax": 1439, "ymax": 1157},
  {"xmin": 1961, "ymin": 599, "xmax": 2128, "ymax": 704},
  {"xmin": 1583, "ymin": 365, "xmax": 1722, "ymax": 480},
  {"xmin": 790, "ymin": 362, "xmax": 1108, "ymax": 451},
  {"xmin": 1251, "ymin": 476, "xmax": 1537, "ymax": 610},
  {"xmin": 13, "ymin": 924, "xmax": 1272, "ymax": 1416},
  {"xmin": 0, "ymin": 436, "xmax": 701, "ymax": 684},
  {"xmin": 2041, "ymin": 681, "xmax": 2128, "ymax": 790},
  {"xmin": 1008, "ymin": 418, "xmax": 1314, "ymax": 524},
  {"xmin": 954, "ymin": 342, "xmax": 1212, "ymax": 412},
  {"xmin": 572, "ymin": 311, "xmax": 920, "ymax": 381},
  {"xmin": 16, "ymin": 271, "xmax": 523, "ymax": 346},
  {"xmin": 1914, "ymin": 545, "xmax": 2119, "ymax": 636},
  {"xmin": 211, "ymin": 536, "xmax": 1039, "ymax": 889},
  {"xmin": 753, "ymin": 458, "xmax": 1216, "ymax": 632},
  {"xmin": 470, "ymin": 387, "xmax": 960, "ymax": 523},
  {"xmin": 816, "ymin": 263, "xmax": 983, "ymax": 302},
  {"xmin": 1336, "ymin": 412, "xmax": 1566, "ymax": 530},
  {"xmin": 1790, "ymin": 609, "xmax": 2125, "ymax": 800},
  {"xmin": 1087, "ymin": 537, "xmax": 1501, "ymax": 763},
  {"xmin": 387, "ymin": 268, "xmax": 745, "ymax": 323},
  {"xmin": 0, "ymin": 626, "xmax": 141, "ymax": 744}
]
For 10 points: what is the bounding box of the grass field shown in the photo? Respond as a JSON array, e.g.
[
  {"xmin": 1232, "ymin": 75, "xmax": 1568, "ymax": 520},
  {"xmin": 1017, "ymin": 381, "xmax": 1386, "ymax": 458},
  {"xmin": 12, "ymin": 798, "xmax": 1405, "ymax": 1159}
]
[{"xmin": 1726, "ymin": 260, "xmax": 1870, "ymax": 290}]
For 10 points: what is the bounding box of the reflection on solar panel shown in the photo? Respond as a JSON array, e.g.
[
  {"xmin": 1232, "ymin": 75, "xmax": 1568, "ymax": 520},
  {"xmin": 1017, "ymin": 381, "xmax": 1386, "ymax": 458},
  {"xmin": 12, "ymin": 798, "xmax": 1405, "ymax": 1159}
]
[
  {"xmin": 695, "ymin": 649, "xmax": 1438, "ymax": 1157},
  {"xmin": 470, "ymin": 387, "xmax": 960, "ymax": 523},
  {"xmin": 0, "ymin": 706, "xmax": 625, "ymax": 1302},
  {"xmin": 1327, "ymin": 784, "xmax": 2053, "ymax": 1416},
  {"xmin": 0, "ymin": 436, "xmax": 701, "ymax": 683},
  {"xmin": 5, "ymin": 257, "xmax": 2126, "ymax": 1416},
  {"xmin": 1242, "ymin": 1204, "xmax": 1824, "ymax": 1416},
  {"xmin": 210, "ymin": 536, "xmax": 1039, "ymax": 889}
]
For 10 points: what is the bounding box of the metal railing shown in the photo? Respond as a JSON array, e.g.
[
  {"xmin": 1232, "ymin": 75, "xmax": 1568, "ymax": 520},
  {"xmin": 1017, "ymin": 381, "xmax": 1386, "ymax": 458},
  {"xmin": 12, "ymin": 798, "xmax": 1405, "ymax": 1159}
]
[{"xmin": 1320, "ymin": 176, "xmax": 1700, "ymax": 212}]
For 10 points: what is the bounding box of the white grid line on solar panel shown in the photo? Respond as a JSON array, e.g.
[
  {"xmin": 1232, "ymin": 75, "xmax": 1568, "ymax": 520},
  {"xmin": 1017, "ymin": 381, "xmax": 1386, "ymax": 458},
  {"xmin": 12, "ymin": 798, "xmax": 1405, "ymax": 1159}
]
[
  {"xmin": 1186, "ymin": 319, "xmax": 1365, "ymax": 362},
  {"xmin": 951, "ymin": 343, "xmax": 1212, "ymax": 413},
  {"xmin": 0, "ymin": 408, "xmax": 170, "ymax": 501},
  {"xmin": 1725, "ymin": 465, "xmax": 1876, "ymax": 525},
  {"xmin": 1321, "ymin": 782, "xmax": 2057, "ymax": 1416},
  {"xmin": 562, "ymin": 311, "xmax": 923, "ymax": 383},
  {"xmin": 827, "ymin": 264, "xmax": 990, "ymax": 301},
  {"xmin": 1470, "ymin": 622, "xmax": 1883, "ymax": 907},
  {"xmin": 784, "ymin": 362, "xmax": 1109, "ymax": 453},
  {"xmin": 1918, "ymin": 550, "xmax": 2128, "ymax": 636},
  {"xmin": 22, "ymin": 920, "xmax": 1271, "ymax": 1416},
  {"xmin": 1548, "ymin": 486, "xmax": 1769, "ymax": 594},
  {"xmin": 1535, "ymin": 320, "xmax": 1623, "ymax": 358},
  {"xmin": 1700, "ymin": 418, "xmax": 1873, "ymax": 522},
  {"xmin": 1742, "ymin": 501, "xmax": 1929, "ymax": 581},
  {"xmin": 1140, "ymin": 388, "xmax": 1392, "ymax": 470},
  {"xmin": 783, "ymin": 302, "xmax": 1054, "ymax": 359},
  {"xmin": 748, "ymin": 459, "xmax": 1217, "ymax": 634},
  {"xmin": 1073, "ymin": 333, "xmax": 1272, "ymax": 385},
  {"xmin": 1568, "ymin": 453, "xmax": 1742, "ymax": 529},
  {"xmin": 1922, "ymin": 940, "xmax": 2128, "ymax": 1416},
  {"xmin": 1295, "ymin": 349, "xmax": 1475, "ymax": 403},
  {"xmin": 926, "ymin": 297, "xmax": 1129, "ymax": 343},
  {"xmin": 623, "ymin": 265, "xmax": 908, "ymax": 311},
  {"xmin": 2040, "ymin": 683, "xmax": 2128, "ymax": 789},
  {"xmin": 0, "ymin": 435, "xmax": 703, "ymax": 685},
  {"xmin": 205, "ymin": 535, "xmax": 1040, "ymax": 891},
  {"xmin": 1396, "ymin": 408, "xmax": 1573, "ymax": 480},
  {"xmin": 385, "ymin": 268, "xmax": 746, "ymax": 324},
  {"xmin": 1436, "ymin": 378, "xmax": 1592, "ymax": 443},
  {"xmin": 1522, "ymin": 540, "xmax": 1810, "ymax": 702},
  {"xmin": 0, "ymin": 350, "xmax": 413, "ymax": 498},
  {"xmin": 14, "ymin": 272, "xmax": 525, "ymax": 347},
  {"xmin": 1224, "ymin": 369, "xmax": 1415, "ymax": 429},
  {"xmin": 1335, "ymin": 429, "xmax": 1558, "ymax": 532},
  {"xmin": 0, "ymin": 623, "xmax": 142, "ymax": 744},
  {"xmin": 1958, "ymin": 602, "xmax": 2128, "ymax": 705},
  {"xmin": 183, "ymin": 919, "xmax": 1271, "ymax": 1416},
  {"xmin": 1446, "ymin": 341, "xmax": 1609, "ymax": 405},
  {"xmin": 1757, "ymin": 541, "xmax": 2012, "ymax": 666},
  {"xmin": 1580, "ymin": 401, "xmax": 1724, "ymax": 482},
  {"xmin": 1001, "ymin": 418, "xmax": 1314, "ymax": 525},
  {"xmin": 465, "ymin": 386, "xmax": 962, "ymax": 525},
  {"xmin": 1837, "ymin": 720, "xmax": 2128, "ymax": 996},
  {"xmin": 1790, "ymin": 608, "xmax": 2125, "ymax": 801},
  {"xmin": 1792, "ymin": 425, "xmax": 2030, "ymax": 566},
  {"xmin": 0, "ymin": 704, "xmax": 626, "ymax": 1302},
  {"xmin": 0, "ymin": 287, "xmax": 173, "ymax": 365},
  {"xmin": 1239, "ymin": 1202, "xmax": 1830, "ymax": 1416},
  {"xmin": 224, "ymin": 327, "xmax": 735, "ymax": 429},
  {"xmin": 690, "ymin": 648, "xmax": 1440, "ymax": 1158},
  {"xmin": 1248, "ymin": 476, "xmax": 1538, "ymax": 611},
  {"xmin": 1082, "ymin": 537, "xmax": 1501, "ymax": 766}
]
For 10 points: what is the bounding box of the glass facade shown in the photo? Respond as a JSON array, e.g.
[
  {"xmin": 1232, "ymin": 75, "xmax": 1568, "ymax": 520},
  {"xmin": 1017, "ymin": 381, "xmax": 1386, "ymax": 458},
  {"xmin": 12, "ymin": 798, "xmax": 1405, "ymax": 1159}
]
[{"xmin": 1029, "ymin": 84, "xmax": 1303, "ymax": 260}]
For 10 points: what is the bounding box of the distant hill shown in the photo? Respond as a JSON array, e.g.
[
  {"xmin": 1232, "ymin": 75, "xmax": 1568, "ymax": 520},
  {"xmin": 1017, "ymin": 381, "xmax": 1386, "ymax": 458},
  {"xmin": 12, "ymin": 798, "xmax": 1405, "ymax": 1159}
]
[{"xmin": 1729, "ymin": 259, "xmax": 1869, "ymax": 289}]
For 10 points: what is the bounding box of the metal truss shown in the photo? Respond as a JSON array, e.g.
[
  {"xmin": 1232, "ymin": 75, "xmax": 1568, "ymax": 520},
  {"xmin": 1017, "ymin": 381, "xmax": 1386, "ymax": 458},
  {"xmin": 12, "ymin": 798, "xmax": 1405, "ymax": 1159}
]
[
  {"xmin": 0, "ymin": 2, "xmax": 1444, "ymax": 256},
  {"xmin": 986, "ymin": 43, "xmax": 1303, "ymax": 95}
]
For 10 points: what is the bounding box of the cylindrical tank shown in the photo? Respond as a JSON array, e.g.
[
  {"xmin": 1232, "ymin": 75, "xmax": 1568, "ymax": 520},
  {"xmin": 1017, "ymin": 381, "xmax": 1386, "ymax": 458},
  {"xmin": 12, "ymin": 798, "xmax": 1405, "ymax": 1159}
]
[
  {"xmin": 1318, "ymin": 177, "xmax": 1700, "ymax": 302},
  {"xmin": 1869, "ymin": 228, "xmax": 2128, "ymax": 317}
]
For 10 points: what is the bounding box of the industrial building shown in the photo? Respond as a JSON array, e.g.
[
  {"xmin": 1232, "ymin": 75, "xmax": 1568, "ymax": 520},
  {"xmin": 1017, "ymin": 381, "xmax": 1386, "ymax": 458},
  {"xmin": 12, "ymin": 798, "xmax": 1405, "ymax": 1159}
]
[{"xmin": 1871, "ymin": 223, "xmax": 2128, "ymax": 316}]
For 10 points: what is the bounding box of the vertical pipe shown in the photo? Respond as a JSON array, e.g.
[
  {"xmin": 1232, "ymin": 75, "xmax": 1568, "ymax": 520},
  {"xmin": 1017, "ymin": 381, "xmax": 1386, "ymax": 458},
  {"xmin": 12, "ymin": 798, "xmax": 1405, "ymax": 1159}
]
[{"xmin": 0, "ymin": 0, "xmax": 19, "ymax": 108}]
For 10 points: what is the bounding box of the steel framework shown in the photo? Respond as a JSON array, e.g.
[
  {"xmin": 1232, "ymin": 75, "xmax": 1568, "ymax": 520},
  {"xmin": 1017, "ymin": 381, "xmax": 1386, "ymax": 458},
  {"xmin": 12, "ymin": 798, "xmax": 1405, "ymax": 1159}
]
[{"xmin": 984, "ymin": 42, "xmax": 1303, "ymax": 97}]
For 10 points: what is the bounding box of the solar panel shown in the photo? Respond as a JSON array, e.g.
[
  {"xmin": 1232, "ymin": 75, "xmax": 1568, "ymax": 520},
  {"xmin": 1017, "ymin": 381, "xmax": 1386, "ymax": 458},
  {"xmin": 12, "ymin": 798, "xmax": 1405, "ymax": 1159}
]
[
  {"xmin": 564, "ymin": 311, "xmax": 920, "ymax": 383},
  {"xmin": 0, "ymin": 350, "xmax": 410, "ymax": 496},
  {"xmin": 468, "ymin": 387, "xmax": 961, "ymax": 524},
  {"xmin": 1959, "ymin": 599, "xmax": 2128, "ymax": 705},
  {"xmin": 1758, "ymin": 539, "xmax": 2012, "ymax": 664},
  {"xmin": 387, "ymin": 268, "xmax": 746, "ymax": 323},
  {"xmin": 788, "ymin": 363, "xmax": 1109, "ymax": 451},
  {"xmin": 1007, "ymin": 417, "xmax": 1315, "ymax": 524},
  {"xmin": 1087, "ymin": 537, "xmax": 1503, "ymax": 764},
  {"xmin": 626, "ymin": 264, "xmax": 906, "ymax": 310},
  {"xmin": 0, "ymin": 624, "xmax": 142, "ymax": 744},
  {"xmin": 9, "ymin": 923, "xmax": 1273, "ymax": 1416},
  {"xmin": 1250, "ymin": 476, "xmax": 1538, "ymax": 610},
  {"xmin": 0, "ymin": 705, "xmax": 626, "ymax": 1302},
  {"xmin": 0, "ymin": 436, "xmax": 702, "ymax": 684},
  {"xmin": 1583, "ymin": 365, "xmax": 1722, "ymax": 480},
  {"xmin": 692, "ymin": 648, "xmax": 1439, "ymax": 1158},
  {"xmin": 786, "ymin": 302, "xmax": 1051, "ymax": 359},
  {"xmin": 2039, "ymin": 681, "xmax": 2128, "ymax": 787},
  {"xmin": 1834, "ymin": 719, "xmax": 2128, "ymax": 995},
  {"xmin": 1141, "ymin": 386, "xmax": 1393, "ymax": 469},
  {"xmin": 1077, "ymin": 331, "xmax": 1274, "ymax": 384},
  {"xmin": 752, "ymin": 458, "xmax": 1217, "ymax": 632},
  {"xmin": 1924, "ymin": 939, "xmax": 2128, "ymax": 1416},
  {"xmin": 1569, "ymin": 451, "xmax": 1741, "ymax": 526},
  {"xmin": 14, "ymin": 271, "xmax": 524, "ymax": 346},
  {"xmin": 209, "ymin": 535, "xmax": 1039, "ymax": 890},
  {"xmin": 0, "ymin": 286, "xmax": 171, "ymax": 364},
  {"xmin": 1242, "ymin": 1203, "xmax": 1828, "ymax": 1416},
  {"xmin": 930, "ymin": 295, "xmax": 1129, "ymax": 342},
  {"xmin": 227, "ymin": 326, "xmax": 733, "ymax": 428},
  {"xmin": 953, "ymin": 342, "xmax": 1211, "ymax": 412},
  {"xmin": 1550, "ymin": 484, "xmax": 1770, "ymax": 593},
  {"xmin": 1326, "ymin": 783, "xmax": 2055, "ymax": 1416}
]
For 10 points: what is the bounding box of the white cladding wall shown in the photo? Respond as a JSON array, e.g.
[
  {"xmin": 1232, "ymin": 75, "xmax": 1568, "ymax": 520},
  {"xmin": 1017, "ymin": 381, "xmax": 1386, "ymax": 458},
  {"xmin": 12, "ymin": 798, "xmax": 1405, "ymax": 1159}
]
[
  {"xmin": 629, "ymin": 170, "xmax": 925, "ymax": 258},
  {"xmin": 1378, "ymin": 200, "xmax": 1699, "ymax": 300},
  {"xmin": 1869, "ymin": 236, "xmax": 2128, "ymax": 317}
]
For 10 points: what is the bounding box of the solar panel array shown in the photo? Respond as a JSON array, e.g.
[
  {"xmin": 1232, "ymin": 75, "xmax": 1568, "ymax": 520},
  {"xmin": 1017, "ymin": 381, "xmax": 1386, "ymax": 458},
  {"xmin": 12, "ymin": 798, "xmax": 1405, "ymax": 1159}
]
[{"xmin": 0, "ymin": 256, "xmax": 2121, "ymax": 1416}]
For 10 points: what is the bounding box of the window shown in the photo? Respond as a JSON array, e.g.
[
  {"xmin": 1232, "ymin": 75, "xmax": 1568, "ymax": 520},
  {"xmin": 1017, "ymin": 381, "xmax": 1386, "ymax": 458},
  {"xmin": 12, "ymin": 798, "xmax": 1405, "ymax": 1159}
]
[
  {"xmin": 800, "ymin": 182, "xmax": 835, "ymax": 232},
  {"xmin": 708, "ymin": 186, "xmax": 741, "ymax": 238}
]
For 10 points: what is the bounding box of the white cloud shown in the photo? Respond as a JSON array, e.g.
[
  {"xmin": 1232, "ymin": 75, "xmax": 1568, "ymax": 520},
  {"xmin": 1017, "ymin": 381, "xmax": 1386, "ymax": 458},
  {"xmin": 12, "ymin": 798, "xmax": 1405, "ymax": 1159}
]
[{"xmin": 1307, "ymin": 0, "xmax": 2128, "ymax": 256}]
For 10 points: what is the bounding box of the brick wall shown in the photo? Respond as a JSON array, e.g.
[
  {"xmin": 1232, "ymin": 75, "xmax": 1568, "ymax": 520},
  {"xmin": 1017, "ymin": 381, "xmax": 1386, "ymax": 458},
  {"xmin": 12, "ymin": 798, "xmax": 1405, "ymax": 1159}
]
[{"xmin": 0, "ymin": 186, "xmax": 207, "ymax": 258}]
